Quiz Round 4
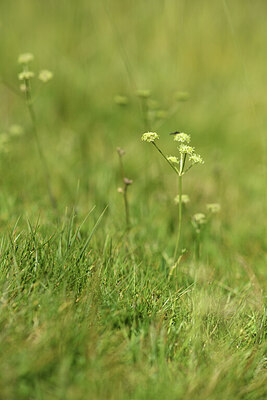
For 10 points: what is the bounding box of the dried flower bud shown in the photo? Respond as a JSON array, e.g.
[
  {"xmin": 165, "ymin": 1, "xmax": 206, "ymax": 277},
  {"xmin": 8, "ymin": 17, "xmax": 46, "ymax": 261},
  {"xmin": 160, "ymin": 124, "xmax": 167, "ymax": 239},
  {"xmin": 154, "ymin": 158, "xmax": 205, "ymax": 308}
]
[
  {"xmin": 124, "ymin": 178, "xmax": 133, "ymax": 186},
  {"xmin": 117, "ymin": 147, "xmax": 126, "ymax": 157}
]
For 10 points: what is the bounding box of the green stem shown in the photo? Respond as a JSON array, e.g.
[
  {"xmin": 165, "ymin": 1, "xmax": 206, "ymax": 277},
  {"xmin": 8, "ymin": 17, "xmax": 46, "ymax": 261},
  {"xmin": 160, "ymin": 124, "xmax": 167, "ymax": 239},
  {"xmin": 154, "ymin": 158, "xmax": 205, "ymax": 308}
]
[
  {"xmin": 24, "ymin": 79, "xmax": 57, "ymax": 212},
  {"xmin": 174, "ymin": 174, "xmax": 182, "ymax": 262},
  {"xmin": 152, "ymin": 142, "xmax": 179, "ymax": 174}
]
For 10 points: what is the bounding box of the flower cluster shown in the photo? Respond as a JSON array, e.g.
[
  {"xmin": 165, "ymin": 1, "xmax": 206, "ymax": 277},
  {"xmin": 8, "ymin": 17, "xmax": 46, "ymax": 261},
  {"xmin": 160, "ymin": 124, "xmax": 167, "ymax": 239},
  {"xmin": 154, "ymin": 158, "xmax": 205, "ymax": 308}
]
[
  {"xmin": 173, "ymin": 132, "xmax": 191, "ymax": 143},
  {"xmin": 167, "ymin": 156, "xmax": 179, "ymax": 164},
  {"xmin": 178, "ymin": 144, "xmax": 195, "ymax": 155},
  {"xmin": 141, "ymin": 132, "xmax": 159, "ymax": 143},
  {"xmin": 174, "ymin": 194, "xmax": 190, "ymax": 205},
  {"xmin": 17, "ymin": 53, "xmax": 53, "ymax": 89}
]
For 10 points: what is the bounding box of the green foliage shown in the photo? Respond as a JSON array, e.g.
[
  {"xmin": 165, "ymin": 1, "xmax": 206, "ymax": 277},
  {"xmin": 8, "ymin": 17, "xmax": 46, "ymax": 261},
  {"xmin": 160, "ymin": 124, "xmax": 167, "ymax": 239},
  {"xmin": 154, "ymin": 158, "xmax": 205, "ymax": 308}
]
[{"xmin": 0, "ymin": 0, "xmax": 266, "ymax": 399}]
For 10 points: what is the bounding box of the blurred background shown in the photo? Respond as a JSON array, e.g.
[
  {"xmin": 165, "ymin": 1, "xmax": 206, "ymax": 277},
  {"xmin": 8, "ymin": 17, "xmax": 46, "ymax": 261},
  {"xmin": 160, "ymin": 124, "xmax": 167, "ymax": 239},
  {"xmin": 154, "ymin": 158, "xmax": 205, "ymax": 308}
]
[{"xmin": 0, "ymin": 0, "xmax": 266, "ymax": 269}]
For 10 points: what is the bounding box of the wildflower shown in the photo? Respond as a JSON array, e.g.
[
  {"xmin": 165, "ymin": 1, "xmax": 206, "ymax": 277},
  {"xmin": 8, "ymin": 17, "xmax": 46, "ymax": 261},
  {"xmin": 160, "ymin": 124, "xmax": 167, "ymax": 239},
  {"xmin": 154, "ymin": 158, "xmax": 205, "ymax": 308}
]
[
  {"xmin": 9, "ymin": 125, "xmax": 24, "ymax": 137},
  {"xmin": 189, "ymin": 153, "xmax": 204, "ymax": 164},
  {"xmin": 178, "ymin": 144, "xmax": 195, "ymax": 155},
  {"xmin": 137, "ymin": 89, "xmax": 151, "ymax": 98},
  {"xmin": 18, "ymin": 71, "xmax": 34, "ymax": 81},
  {"xmin": 117, "ymin": 187, "xmax": 123, "ymax": 193},
  {"xmin": 173, "ymin": 132, "xmax": 191, "ymax": 144},
  {"xmin": 207, "ymin": 203, "xmax": 221, "ymax": 213},
  {"xmin": 174, "ymin": 194, "xmax": 190, "ymax": 204},
  {"xmin": 114, "ymin": 95, "xmax": 128, "ymax": 106},
  {"xmin": 18, "ymin": 53, "xmax": 34, "ymax": 64},
  {"xmin": 193, "ymin": 213, "xmax": 206, "ymax": 225},
  {"xmin": 38, "ymin": 70, "xmax": 53, "ymax": 83},
  {"xmin": 141, "ymin": 132, "xmax": 159, "ymax": 143},
  {"xmin": 167, "ymin": 156, "xmax": 179, "ymax": 164}
]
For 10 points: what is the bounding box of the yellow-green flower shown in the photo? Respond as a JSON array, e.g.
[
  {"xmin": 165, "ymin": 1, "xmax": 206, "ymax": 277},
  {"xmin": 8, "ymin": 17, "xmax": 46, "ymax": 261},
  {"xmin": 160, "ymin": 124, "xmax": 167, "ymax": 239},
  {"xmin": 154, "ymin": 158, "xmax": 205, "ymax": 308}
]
[
  {"xmin": 18, "ymin": 71, "xmax": 34, "ymax": 81},
  {"xmin": 189, "ymin": 153, "xmax": 204, "ymax": 164},
  {"xmin": 114, "ymin": 95, "xmax": 128, "ymax": 106},
  {"xmin": 39, "ymin": 70, "xmax": 53, "ymax": 83},
  {"xmin": 173, "ymin": 132, "xmax": 191, "ymax": 144},
  {"xmin": 179, "ymin": 144, "xmax": 194, "ymax": 155},
  {"xmin": 174, "ymin": 194, "xmax": 190, "ymax": 205},
  {"xmin": 141, "ymin": 132, "xmax": 159, "ymax": 143},
  {"xmin": 167, "ymin": 156, "xmax": 179, "ymax": 164},
  {"xmin": 193, "ymin": 213, "xmax": 206, "ymax": 225},
  {"xmin": 18, "ymin": 53, "xmax": 34, "ymax": 64}
]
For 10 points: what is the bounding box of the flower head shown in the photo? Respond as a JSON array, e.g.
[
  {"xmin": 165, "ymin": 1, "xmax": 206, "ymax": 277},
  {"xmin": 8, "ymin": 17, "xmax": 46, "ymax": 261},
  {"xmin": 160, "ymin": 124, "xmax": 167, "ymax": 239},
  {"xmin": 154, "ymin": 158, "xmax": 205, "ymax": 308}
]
[
  {"xmin": 18, "ymin": 71, "xmax": 35, "ymax": 81},
  {"xmin": 38, "ymin": 70, "xmax": 53, "ymax": 83},
  {"xmin": 141, "ymin": 132, "xmax": 159, "ymax": 143},
  {"xmin": 174, "ymin": 194, "xmax": 190, "ymax": 205},
  {"xmin": 175, "ymin": 91, "xmax": 189, "ymax": 102},
  {"xmin": 206, "ymin": 203, "xmax": 221, "ymax": 214},
  {"xmin": 167, "ymin": 156, "xmax": 179, "ymax": 164},
  {"xmin": 193, "ymin": 213, "xmax": 206, "ymax": 225},
  {"xmin": 18, "ymin": 53, "xmax": 34, "ymax": 64},
  {"xmin": 189, "ymin": 153, "xmax": 204, "ymax": 164},
  {"xmin": 178, "ymin": 144, "xmax": 194, "ymax": 155},
  {"xmin": 173, "ymin": 132, "xmax": 191, "ymax": 144}
]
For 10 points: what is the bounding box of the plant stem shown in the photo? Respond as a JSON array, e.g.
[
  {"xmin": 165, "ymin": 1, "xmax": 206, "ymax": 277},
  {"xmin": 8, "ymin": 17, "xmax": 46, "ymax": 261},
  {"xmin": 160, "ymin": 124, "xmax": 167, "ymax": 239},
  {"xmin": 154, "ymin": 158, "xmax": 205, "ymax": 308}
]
[
  {"xmin": 152, "ymin": 142, "xmax": 178, "ymax": 174},
  {"xmin": 117, "ymin": 152, "xmax": 130, "ymax": 230},
  {"xmin": 174, "ymin": 174, "xmax": 182, "ymax": 262},
  {"xmin": 24, "ymin": 78, "xmax": 57, "ymax": 212}
]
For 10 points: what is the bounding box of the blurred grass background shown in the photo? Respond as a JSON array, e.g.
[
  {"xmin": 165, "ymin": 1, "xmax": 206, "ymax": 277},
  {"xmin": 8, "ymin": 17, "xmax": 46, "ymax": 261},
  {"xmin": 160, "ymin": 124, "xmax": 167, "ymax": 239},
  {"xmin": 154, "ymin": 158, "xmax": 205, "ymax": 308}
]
[{"xmin": 0, "ymin": 1, "xmax": 266, "ymax": 399}]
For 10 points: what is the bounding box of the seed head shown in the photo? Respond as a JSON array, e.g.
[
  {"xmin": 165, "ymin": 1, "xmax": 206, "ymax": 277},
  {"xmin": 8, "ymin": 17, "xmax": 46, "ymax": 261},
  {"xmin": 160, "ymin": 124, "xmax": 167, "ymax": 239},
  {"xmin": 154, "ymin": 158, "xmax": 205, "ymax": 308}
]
[
  {"xmin": 117, "ymin": 147, "xmax": 126, "ymax": 157},
  {"xmin": 173, "ymin": 132, "xmax": 191, "ymax": 144},
  {"xmin": 18, "ymin": 53, "xmax": 34, "ymax": 64},
  {"xmin": 141, "ymin": 132, "xmax": 159, "ymax": 143},
  {"xmin": 124, "ymin": 178, "xmax": 133, "ymax": 186},
  {"xmin": 18, "ymin": 71, "xmax": 34, "ymax": 81}
]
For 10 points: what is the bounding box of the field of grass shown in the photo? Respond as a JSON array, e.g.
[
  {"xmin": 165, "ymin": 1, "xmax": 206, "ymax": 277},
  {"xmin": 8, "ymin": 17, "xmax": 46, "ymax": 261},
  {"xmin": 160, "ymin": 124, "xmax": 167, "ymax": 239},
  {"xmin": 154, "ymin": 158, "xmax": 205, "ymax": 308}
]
[{"xmin": 0, "ymin": 1, "xmax": 266, "ymax": 399}]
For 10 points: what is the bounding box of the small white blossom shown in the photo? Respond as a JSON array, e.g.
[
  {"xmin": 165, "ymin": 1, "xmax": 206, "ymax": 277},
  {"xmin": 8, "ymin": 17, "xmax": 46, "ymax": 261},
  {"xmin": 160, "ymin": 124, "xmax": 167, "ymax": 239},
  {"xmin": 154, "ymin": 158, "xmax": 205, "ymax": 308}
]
[
  {"xmin": 18, "ymin": 71, "xmax": 35, "ymax": 81},
  {"xmin": 38, "ymin": 70, "xmax": 53, "ymax": 83},
  {"xmin": 18, "ymin": 53, "xmax": 34, "ymax": 64},
  {"xmin": 141, "ymin": 132, "xmax": 159, "ymax": 143},
  {"xmin": 173, "ymin": 132, "xmax": 191, "ymax": 144}
]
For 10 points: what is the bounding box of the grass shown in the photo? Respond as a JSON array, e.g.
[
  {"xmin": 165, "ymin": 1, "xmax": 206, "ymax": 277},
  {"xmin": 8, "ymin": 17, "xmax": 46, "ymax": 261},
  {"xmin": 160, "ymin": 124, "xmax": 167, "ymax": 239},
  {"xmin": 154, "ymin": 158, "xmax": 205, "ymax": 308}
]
[{"xmin": 0, "ymin": 0, "xmax": 266, "ymax": 399}]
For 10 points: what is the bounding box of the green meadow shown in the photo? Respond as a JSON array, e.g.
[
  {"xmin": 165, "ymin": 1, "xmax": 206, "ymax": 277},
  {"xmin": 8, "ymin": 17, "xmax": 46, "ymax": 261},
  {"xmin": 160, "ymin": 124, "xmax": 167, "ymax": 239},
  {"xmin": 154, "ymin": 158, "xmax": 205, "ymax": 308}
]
[{"xmin": 0, "ymin": 1, "xmax": 266, "ymax": 399}]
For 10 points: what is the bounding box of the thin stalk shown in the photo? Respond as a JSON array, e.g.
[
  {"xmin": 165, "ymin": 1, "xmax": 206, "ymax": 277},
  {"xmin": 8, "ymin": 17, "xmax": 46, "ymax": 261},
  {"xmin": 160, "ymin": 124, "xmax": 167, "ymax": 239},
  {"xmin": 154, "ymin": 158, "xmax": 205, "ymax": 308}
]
[
  {"xmin": 152, "ymin": 142, "xmax": 179, "ymax": 174},
  {"xmin": 24, "ymin": 78, "xmax": 57, "ymax": 211},
  {"xmin": 174, "ymin": 174, "xmax": 182, "ymax": 262},
  {"xmin": 117, "ymin": 150, "xmax": 131, "ymax": 230}
]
